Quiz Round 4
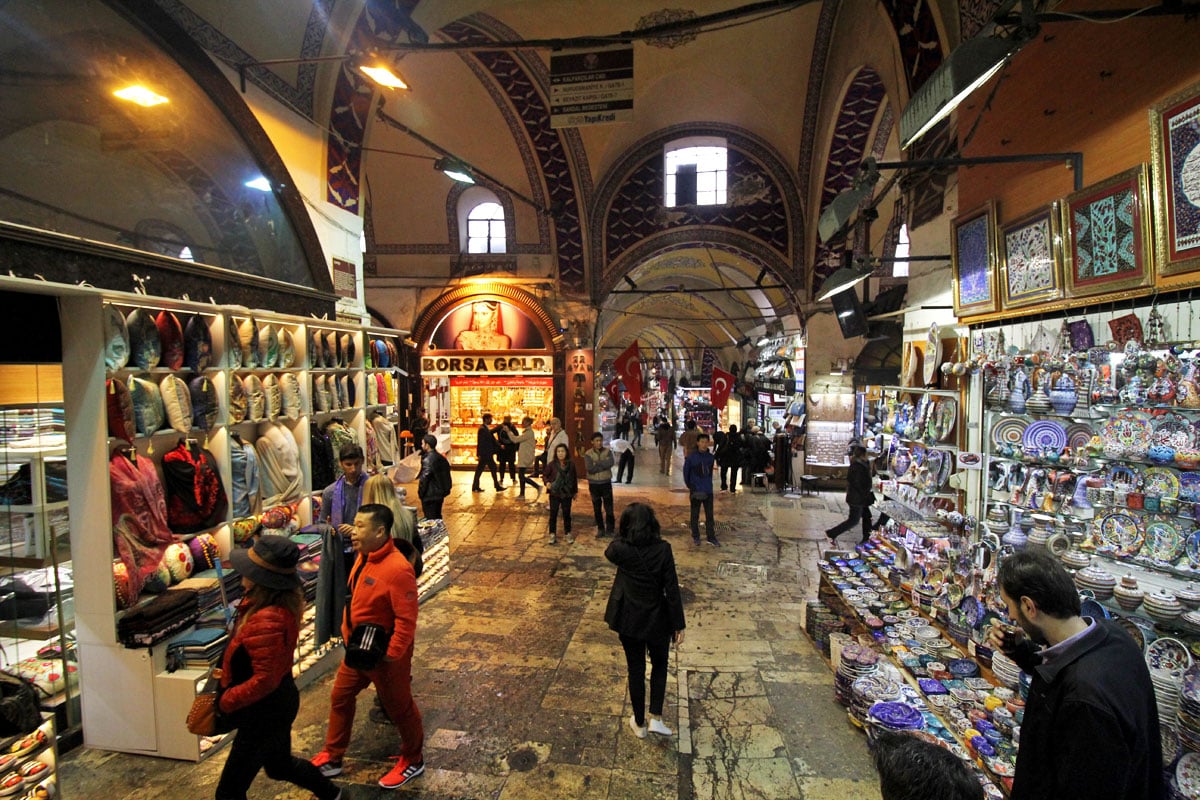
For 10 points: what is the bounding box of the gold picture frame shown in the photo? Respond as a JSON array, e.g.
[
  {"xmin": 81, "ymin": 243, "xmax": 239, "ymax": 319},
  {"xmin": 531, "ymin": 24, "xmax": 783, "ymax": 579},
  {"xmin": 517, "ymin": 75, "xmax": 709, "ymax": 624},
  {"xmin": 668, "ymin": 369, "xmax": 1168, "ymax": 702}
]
[
  {"xmin": 1062, "ymin": 165, "xmax": 1153, "ymax": 298},
  {"xmin": 1000, "ymin": 203, "xmax": 1063, "ymax": 309},
  {"xmin": 951, "ymin": 201, "xmax": 999, "ymax": 316},
  {"xmin": 1150, "ymin": 81, "xmax": 1200, "ymax": 276}
]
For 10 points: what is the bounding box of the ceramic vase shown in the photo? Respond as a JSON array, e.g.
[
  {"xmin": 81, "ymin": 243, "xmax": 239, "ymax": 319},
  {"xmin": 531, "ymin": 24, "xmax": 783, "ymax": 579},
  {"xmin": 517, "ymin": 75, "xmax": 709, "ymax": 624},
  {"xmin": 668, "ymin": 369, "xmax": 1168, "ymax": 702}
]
[
  {"xmin": 1061, "ymin": 547, "xmax": 1092, "ymax": 573},
  {"xmin": 1142, "ymin": 590, "xmax": 1184, "ymax": 625},
  {"xmin": 1112, "ymin": 574, "xmax": 1144, "ymax": 611},
  {"xmin": 1178, "ymin": 582, "xmax": 1200, "ymax": 611},
  {"xmin": 1008, "ymin": 370, "xmax": 1030, "ymax": 414},
  {"xmin": 1049, "ymin": 374, "xmax": 1077, "ymax": 416}
]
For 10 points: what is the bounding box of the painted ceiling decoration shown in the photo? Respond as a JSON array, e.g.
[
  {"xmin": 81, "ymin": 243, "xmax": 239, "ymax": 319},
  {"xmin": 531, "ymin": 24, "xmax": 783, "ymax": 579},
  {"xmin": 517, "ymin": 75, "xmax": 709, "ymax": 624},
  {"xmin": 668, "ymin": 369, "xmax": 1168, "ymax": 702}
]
[
  {"xmin": 439, "ymin": 15, "xmax": 590, "ymax": 294},
  {"xmin": 796, "ymin": 0, "xmax": 843, "ymax": 215},
  {"xmin": 635, "ymin": 8, "xmax": 701, "ymax": 48},
  {"xmin": 811, "ymin": 67, "xmax": 888, "ymax": 296},
  {"xmin": 882, "ymin": 0, "xmax": 945, "ymax": 92}
]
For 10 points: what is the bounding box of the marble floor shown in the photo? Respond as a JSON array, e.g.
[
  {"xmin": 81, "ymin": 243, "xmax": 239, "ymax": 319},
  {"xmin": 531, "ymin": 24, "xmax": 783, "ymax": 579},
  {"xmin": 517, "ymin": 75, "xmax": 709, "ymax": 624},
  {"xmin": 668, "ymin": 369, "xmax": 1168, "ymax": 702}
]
[{"xmin": 61, "ymin": 453, "xmax": 882, "ymax": 799}]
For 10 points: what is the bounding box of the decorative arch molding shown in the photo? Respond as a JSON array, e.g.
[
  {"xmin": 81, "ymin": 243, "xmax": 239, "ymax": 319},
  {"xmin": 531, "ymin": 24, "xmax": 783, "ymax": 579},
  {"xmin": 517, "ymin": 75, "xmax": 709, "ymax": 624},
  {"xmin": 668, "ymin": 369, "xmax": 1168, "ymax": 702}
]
[
  {"xmin": 598, "ymin": 229, "xmax": 803, "ymax": 326},
  {"xmin": 410, "ymin": 282, "xmax": 564, "ymax": 352},
  {"xmin": 811, "ymin": 66, "xmax": 889, "ymax": 297},
  {"xmin": 590, "ymin": 123, "xmax": 804, "ymax": 300}
]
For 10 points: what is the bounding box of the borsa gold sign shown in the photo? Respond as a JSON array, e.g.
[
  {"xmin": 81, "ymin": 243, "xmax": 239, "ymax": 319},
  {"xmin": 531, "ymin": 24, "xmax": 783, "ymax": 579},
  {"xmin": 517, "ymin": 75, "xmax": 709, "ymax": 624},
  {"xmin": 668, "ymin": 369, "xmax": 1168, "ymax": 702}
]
[{"xmin": 422, "ymin": 355, "xmax": 552, "ymax": 375}]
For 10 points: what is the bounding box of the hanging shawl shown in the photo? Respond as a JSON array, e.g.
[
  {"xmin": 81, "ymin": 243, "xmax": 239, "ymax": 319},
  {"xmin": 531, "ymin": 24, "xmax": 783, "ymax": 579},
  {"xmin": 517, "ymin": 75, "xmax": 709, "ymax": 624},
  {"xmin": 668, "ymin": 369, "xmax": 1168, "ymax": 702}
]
[
  {"xmin": 162, "ymin": 439, "xmax": 228, "ymax": 533},
  {"xmin": 331, "ymin": 475, "xmax": 365, "ymax": 528},
  {"xmin": 373, "ymin": 414, "xmax": 399, "ymax": 465},
  {"xmin": 109, "ymin": 447, "xmax": 173, "ymax": 598},
  {"xmin": 255, "ymin": 422, "xmax": 302, "ymax": 506},
  {"xmin": 230, "ymin": 436, "xmax": 261, "ymax": 518}
]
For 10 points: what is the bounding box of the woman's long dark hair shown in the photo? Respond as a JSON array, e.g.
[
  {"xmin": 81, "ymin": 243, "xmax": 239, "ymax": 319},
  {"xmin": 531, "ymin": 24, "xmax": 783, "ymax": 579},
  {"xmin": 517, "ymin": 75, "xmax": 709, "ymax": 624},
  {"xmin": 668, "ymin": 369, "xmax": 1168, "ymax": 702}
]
[
  {"xmin": 619, "ymin": 502, "xmax": 661, "ymax": 546},
  {"xmin": 238, "ymin": 582, "xmax": 305, "ymax": 629}
]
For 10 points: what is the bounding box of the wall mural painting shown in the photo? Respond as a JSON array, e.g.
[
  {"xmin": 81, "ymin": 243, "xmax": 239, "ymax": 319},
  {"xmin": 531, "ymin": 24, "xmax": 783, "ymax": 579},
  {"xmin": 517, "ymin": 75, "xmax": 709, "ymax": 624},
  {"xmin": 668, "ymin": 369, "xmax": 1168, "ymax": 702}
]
[
  {"xmin": 1064, "ymin": 166, "xmax": 1153, "ymax": 298},
  {"xmin": 428, "ymin": 300, "xmax": 547, "ymax": 352},
  {"xmin": 1151, "ymin": 81, "xmax": 1200, "ymax": 276},
  {"xmin": 1001, "ymin": 205, "xmax": 1062, "ymax": 309}
]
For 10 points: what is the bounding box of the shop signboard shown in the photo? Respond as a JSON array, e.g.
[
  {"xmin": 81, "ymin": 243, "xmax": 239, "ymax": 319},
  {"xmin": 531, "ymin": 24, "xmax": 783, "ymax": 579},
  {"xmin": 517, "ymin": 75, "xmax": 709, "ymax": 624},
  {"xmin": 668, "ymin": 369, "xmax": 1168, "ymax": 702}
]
[
  {"xmin": 549, "ymin": 45, "xmax": 634, "ymax": 129},
  {"xmin": 421, "ymin": 355, "xmax": 552, "ymax": 375}
]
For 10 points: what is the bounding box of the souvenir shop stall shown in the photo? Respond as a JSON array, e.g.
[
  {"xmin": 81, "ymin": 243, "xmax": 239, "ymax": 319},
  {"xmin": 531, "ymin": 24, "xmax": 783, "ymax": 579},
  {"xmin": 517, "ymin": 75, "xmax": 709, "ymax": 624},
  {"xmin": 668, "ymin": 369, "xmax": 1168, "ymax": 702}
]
[
  {"xmin": 410, "ymin": 287, "xmax": 561, "ymax": 468},
  {"xmin": 751, "ymin": 338, "xmax": 804, "ymax": 433},
  {"xmin": 675, "ymin": 385, "xmax": 714, "ymax": 432}
]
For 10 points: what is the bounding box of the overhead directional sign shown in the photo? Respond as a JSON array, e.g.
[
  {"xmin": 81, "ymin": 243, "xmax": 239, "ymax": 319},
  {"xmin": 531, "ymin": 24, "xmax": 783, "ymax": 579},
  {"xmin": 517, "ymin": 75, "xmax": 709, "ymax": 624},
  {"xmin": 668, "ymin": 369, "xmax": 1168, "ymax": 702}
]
[{"xmin": 549, "ymin": 45, "xmax": 634, "ymax": 129}]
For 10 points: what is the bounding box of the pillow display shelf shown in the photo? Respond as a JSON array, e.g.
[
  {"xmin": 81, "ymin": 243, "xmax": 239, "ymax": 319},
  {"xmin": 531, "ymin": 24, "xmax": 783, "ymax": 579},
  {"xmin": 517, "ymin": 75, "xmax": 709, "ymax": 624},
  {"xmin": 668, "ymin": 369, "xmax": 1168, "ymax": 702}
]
[
  {"xmin": 809, "ymin": 547, "xmax": 1007, "ymax": 798},
  {"xmin": 0, "ymin": 714, "xmax": 59, "ymax": 800},
  {"xmin": 54, "ymin": 292, "xmax": 406, "ymax": 760}
]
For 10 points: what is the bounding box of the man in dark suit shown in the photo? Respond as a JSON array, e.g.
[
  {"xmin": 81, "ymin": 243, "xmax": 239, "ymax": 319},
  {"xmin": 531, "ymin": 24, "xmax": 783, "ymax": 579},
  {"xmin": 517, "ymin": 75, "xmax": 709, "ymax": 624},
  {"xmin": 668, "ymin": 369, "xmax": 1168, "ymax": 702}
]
[{"xmin": 472, "ymin": 413, "xmax": 504, "ymax": 492}]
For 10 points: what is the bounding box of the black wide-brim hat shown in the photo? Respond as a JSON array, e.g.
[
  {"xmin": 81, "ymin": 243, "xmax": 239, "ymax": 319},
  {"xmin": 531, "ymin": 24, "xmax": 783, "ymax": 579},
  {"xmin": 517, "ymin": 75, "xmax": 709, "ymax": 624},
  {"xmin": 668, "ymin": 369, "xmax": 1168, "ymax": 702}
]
[{"xmin": 229, "ymin": 534, "xmax": 302, "ymax": 591}]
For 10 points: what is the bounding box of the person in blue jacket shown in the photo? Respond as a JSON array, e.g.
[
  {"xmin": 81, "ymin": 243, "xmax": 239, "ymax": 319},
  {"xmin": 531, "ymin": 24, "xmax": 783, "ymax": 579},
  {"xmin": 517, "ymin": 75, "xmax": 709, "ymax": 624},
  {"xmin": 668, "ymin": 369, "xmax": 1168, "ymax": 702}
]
[
  {"xmin": 604, "ymin": 503, "xmax": 686, "ymax": 740},
  {"xmin": 683, "ymin": 433, "xmax": 718, "ymax": 546}
]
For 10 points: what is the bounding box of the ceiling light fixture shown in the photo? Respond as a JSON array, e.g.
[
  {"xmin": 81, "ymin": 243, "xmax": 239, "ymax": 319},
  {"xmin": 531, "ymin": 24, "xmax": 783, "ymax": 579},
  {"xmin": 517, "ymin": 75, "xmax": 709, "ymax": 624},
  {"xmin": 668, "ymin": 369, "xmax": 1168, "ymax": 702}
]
[
  {"xmin": 357, "ymin": 59, "xmax": 409, "ymax": 90},
  {"xmin": 816, "ymin": 262, "xmax": 874, "ymax": 302},
  {"xmin": 113, "ymin": 85, "xmax": 169, "ymax": 107},
  {"xmin": 434, "ymin": 157, "xmax": 475, "ymax": 184}
]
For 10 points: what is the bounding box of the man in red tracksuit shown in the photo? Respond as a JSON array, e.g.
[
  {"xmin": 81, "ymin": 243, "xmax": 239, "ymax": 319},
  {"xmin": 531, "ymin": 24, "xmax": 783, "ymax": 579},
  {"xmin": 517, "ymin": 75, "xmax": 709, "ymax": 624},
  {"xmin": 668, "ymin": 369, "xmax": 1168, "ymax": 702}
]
[{"xmin": 311, "ymin": 503, "xmax": 425, "ymax": 790}]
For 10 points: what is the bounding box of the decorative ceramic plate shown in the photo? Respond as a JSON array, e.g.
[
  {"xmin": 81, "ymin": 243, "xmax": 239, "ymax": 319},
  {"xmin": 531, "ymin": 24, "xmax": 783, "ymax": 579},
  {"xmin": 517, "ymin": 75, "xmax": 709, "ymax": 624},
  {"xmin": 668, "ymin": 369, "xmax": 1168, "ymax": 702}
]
[
  {"xmin": 1066, "ymin": 422, "xmax": 1095, "ymax": 451},
  {"xmin": 1115, "ymin": 617, "xmax": 1148, "ymax": 651},
  {"xmin": 1143, "ymin": 467, "xmax": 1182, "ymax": 498},
  {"xmin": 924, "ymin": 323, "xmax": 942, "ymax": 386},
  {"xmin": 1080, "ymin": 598, "xmax": 1110, "ymax": 620},
  {"xmin": 902, "ymin": 343, "xmax": 919, "ymax": 388},
  {"xmin": 1023, "ymin": 420, "xmax": 1068, "ymax": 453},
  {"xmin": 1092, "ymin": 511, "xmax": 1144, "ymax": 557},
  {"xmin": 1145, "ymin": 517, "xmax": 1187, "ymax": 563},
  {"xmin": 1148, "ymin": 637, "xmax": 1193, "ymax": 673},
  {"xmin": 1103, "ymin": 410, "xmax": 1153, "ymax": 449},
  {"xmin": 1106, "ymin": 463, "xmax": 1140, "ymax": 489},
  {"xmin": 958, "ymin": 595, "xmax": 983, "ymax": 628},
  {"xmin": 932, "ymin": 399, "xmax": 958, "ymax": 442},
  {"xmin": 1182, "ymin": 472, "xmax": 1200, "ymax": 502},
  {"xmin": 992, "ymin": 417, "xmax": 1030, "ymax": 449},
  {"xmin": 893, "ymin": 449, "xmax": 912, "ymax": 479},
  {"xmin": 1188, "ymin": 530, "xmax": 1200, "ymax": 569},
  {"xmin": 1154, "ymin": 411, "xmax": 1197, "ymax": 450}
]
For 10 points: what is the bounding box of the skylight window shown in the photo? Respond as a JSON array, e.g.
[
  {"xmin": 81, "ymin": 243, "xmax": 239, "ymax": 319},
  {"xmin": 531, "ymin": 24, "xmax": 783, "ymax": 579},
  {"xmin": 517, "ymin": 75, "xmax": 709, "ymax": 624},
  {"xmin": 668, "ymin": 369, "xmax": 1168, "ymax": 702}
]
[
  {"xmin": 467, "ymin": 202, "xmax": 506, "ymax": 254},
  {"xmin": 664, "ymin": 138, "xmax": 727, "ymax": 207}
]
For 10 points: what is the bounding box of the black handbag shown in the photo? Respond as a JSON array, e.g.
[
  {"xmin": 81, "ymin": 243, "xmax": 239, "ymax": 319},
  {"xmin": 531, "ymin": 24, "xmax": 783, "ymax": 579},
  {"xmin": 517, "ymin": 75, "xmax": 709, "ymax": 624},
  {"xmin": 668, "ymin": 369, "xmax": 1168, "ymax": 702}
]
[
  {"xmin": 0, "ymin": 674, "xmax": 41, "ymax": 736},
  {"xmin": 344, "ymin": 623, "xmax": 390, "ymax": 671}
]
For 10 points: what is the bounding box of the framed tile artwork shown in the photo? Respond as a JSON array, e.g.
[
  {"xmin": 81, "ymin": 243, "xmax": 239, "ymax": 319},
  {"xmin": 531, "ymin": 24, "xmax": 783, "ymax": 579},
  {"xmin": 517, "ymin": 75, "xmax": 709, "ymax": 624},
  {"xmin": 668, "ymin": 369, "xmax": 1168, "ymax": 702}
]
[
  {"xmin": 952, "ymin": 201, "xmax": 999, "ymax": 316},
  {"xmin": 1063, "ymin": 165, "xmax": 1153, "ymax": 298},
  {"xmin": 1000, "ymin": 203, "xmax": 1063, "ymax": 309},
  {"xmin": 1150, "ymin": 81, "xmax": 1200, "ymax": 276}
]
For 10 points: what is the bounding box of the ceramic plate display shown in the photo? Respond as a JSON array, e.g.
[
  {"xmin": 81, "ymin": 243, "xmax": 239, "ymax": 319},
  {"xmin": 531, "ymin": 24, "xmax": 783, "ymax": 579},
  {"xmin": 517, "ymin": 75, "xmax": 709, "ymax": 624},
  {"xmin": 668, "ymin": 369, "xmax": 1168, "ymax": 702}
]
[
  {"xmin": 1066, "ymin": 422, "xmax": 1095, "ymax": 451},
  {"xmin": 992, "ymin": 417, "xmax": 1030, "ymax": 450},
  {"xmin": 1154, "ymin": 411, "xmax": 1197, "ymax": 449},
  {"xmin": 1148, "ymin": 637, "xmax": 1193, "ymax": 673},
  {"xmin": 1177, "ymin": 752, "xmax": 1200, "ymax": 799},
  {"xmin": 1103, "ymin": 410, "xmax": 1154, "ymax": 450},
  {"xmin": 893, "ymin": 449, "xmax": 912, "ymax": 479},
  {"xmin": 1187, "ymin": 529, "xmax": 1200, "ymax": 569},
  {"xmin": 1145, "ymin": 517, "xmax": 1188, "ymax": 563},
  {"xmin": 1023, "ymin": 420, "xmax": 1068, "ymax": 453},
  {"xmin": 959, "ymin": 595, "xmax": 983, "ymax": 628},
  {"xmin": 1115, "ymin": 617, "xmax": 1149, "ymax": 651},
  {"xmin": 1143, "ymin": 467, "xmax": 1182, "ymax": 498},
  {"xmin": 931, "ymin": 399, "xmax": 958, "ymax": 442},
  {"xmin": 1092, "ymin": 511, "xmax": 1144, "ymax": 557},
  {"xmin": 1181, "ymin": 471, "xmax": 1200, "ymax": 502},
  {"xmin": 924, "ymin": 323, "xmax": 942, "ymax": 386}
]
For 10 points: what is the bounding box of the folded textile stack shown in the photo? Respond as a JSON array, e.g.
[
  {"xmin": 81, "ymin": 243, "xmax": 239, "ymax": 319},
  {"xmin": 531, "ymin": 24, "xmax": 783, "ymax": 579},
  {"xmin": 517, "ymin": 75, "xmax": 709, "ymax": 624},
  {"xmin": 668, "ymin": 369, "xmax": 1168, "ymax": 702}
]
[
  {"xmin": 166, "ymin": 626, "xmax": 229, "ymax": 670},
  {"xmin": 193, "ymin": 566, "xmax": 242, "ymax": 604},
  {"xmin": 117, "ymin": 588, "xmax": 199, "ymax": 647},
  {"xmin": 172, "ymin": 576, "xmax": 223, "ymax": 614}
]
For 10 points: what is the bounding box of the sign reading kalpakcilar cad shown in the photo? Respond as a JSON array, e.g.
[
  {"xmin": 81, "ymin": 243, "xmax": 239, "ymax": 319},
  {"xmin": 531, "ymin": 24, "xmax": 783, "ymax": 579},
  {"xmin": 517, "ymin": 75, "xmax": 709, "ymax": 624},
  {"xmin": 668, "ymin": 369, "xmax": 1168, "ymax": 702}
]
[{"xmin": 550, "ymin": 45, "xmax": 634, "ymax": 129}]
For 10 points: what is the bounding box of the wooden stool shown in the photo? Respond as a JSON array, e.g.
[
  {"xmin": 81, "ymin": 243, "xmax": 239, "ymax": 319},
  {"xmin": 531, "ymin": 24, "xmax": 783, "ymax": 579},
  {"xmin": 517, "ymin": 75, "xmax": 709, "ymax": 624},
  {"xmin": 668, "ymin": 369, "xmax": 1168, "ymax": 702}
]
[{"xmin": 800, "ymin": 475, "xmax": 820, "ymax": 496}]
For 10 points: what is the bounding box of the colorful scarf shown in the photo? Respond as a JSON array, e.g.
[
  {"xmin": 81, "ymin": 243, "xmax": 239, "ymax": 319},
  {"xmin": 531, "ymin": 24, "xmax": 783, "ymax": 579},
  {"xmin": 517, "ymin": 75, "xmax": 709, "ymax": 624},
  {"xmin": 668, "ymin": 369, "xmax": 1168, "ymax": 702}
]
[{"xmin": 332, "ymin": 476, "xmax": 364, "ymax": 528}]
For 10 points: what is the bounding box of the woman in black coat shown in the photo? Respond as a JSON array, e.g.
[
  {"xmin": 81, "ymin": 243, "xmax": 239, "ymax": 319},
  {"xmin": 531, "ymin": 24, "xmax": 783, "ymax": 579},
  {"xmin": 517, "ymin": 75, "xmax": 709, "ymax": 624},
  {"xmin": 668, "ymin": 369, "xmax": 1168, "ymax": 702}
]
[
  {"xmin": 604, "ymin": 503, "xmax": 686, "ymax": 739},
  {"xmin": 825, "ymin": 445, "xmax": 876, "ymax": 545}
]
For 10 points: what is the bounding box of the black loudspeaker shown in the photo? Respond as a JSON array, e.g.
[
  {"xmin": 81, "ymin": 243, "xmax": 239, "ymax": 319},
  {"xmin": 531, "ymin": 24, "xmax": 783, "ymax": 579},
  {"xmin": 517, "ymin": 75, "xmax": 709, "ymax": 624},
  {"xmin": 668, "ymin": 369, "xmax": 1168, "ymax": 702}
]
[{"xmin": 831, "ymin": 289, "xmax": 868, "ymax": 338}]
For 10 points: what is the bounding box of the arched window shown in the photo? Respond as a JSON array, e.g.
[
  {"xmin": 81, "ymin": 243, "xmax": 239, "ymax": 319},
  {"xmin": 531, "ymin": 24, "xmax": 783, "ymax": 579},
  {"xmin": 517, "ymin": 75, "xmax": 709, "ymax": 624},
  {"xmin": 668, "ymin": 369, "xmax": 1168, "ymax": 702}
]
[
  {"xmin": 664, "ymin": 136, "xmax": 727, "ymax": 207},
  {"xmin": 467, "ymin": 202, "xmax": 506, "ymax": 254},
  {"xmin": 893, "ymin": 224, "xmax": 910, "ymax": 277}
]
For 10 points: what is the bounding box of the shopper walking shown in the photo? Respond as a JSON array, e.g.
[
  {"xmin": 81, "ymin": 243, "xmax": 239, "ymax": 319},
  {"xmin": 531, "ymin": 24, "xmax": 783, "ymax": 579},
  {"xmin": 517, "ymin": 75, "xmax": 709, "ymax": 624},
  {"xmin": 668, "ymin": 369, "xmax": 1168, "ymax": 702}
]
[
  {"xmin": 496, "ymin": 415, "xmax": 519, "ymax": 484},
  {"xmin": 825, "ymin": 446, "xmax": 876, "ymax": 545},
  {"xmin": 679, "ymin": 419, "xmax": 699, "ymax": 460},
  {"xmin": 512, "ymin": 416, "xmax": 541, "ymax": 500},
  {"xmin": 472, "ymin": 413, "xmax": 504, "ymax": 492},
  {"xmin": 416, "ymin": 434, "xmax": 451, "ymax": 520},
  {"xmin": 216, "ymin": 536, "xmax": 342, "ymax": 800},
  {"xmin": 987, "ymin": 549, "xmax": 1161, "ymax": 800},
  {"xmin": 683, "ymin": 433, "xmax": 718, "ymax": 546},
  {"xmin": 363, "ymin": 473, "xmax": 423, "ymax": 574},
  {"xmin": 612, "ymin": 435, "xmax": 635, "ymax": 483},
  {"xmin": 604, "ymin": 503, "xmax": 686, "ymax": 740},
  {"xmin": 543, "ymin": 443, "xmax": 578, "ymax": 544},
  {"xmin": 654, "ymin": 418, "xmax": 676, "ymax": 475},
  {"xmin": 716, "ymin": 424, "xmax": 743, "ymax": 493},
  {"xmin": 312, "ymin": 504, "xmax": 426, "ymax": 790},
  {"xmin": 633, "ymin": 410, "xmax": 646, "ymax": 448},
  {"xmin": 583, "ymin": 432, "xmax": 616, "ymax": 537},
  {"xmin": 537, "ymin": 417, "xmax": 569, "ymax": 473}
]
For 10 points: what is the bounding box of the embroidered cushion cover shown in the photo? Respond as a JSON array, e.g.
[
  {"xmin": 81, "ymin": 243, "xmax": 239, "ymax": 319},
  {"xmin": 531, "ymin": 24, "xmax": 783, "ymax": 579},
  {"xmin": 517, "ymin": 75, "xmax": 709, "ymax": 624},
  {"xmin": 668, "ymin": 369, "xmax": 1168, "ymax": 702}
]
[
  {"xmin": 126, "ymin": 309, "xmax": 161, "ymax": 369},
  {"xmin": 155, "ymin": 310, "xmax": 185, "ymax": 370},
  {"xmin": 159, "ymin": 375, "xmax": 193, "ymax": 433},
  {"xmin": 103, "ymin": 304, "xmax": 130, "ymax": 370}
]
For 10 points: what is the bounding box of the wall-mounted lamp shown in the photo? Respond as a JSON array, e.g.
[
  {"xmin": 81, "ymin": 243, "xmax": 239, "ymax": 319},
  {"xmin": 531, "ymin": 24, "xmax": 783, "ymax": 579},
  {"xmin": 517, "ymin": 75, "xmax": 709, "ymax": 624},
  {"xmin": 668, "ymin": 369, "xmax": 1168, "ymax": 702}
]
[{"xmin": 434, "ymin": 157, "xmax": 475, "ymax": 184}]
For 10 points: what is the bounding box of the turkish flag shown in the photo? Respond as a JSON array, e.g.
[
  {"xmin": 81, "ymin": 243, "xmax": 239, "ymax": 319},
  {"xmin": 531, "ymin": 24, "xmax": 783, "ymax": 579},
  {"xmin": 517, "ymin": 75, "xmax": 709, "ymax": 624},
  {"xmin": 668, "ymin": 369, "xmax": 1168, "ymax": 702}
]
[
  {"xmin": 604, "ymin": 377, "xmax": 622, "ymax": 409},
  {"xmin": 711, "ymin": 365, "xmax": 735, "ymax": 410},
  {"xmin": 613, "ymin": 341, "xmax": 642, "ymax": 406}
]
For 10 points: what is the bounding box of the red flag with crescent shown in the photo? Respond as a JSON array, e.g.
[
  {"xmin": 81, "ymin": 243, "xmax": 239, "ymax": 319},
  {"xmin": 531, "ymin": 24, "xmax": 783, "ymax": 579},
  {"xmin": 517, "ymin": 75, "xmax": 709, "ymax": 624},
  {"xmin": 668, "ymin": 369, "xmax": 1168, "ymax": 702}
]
[
  {"xmin": 604, "ymin": 377, "xmax": 622, "ymax": 409},
  {"xmin": 613, "ymin": 341, "xmax": 642, "ymax": 405},
  {"xmin": 711, "ymin": 365, "xmax": 735, "ymax": 410}
]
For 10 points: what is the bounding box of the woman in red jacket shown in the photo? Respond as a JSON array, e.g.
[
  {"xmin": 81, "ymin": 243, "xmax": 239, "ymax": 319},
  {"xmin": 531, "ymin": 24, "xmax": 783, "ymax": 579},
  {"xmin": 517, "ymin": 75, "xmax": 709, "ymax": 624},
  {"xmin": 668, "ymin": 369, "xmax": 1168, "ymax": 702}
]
[{"xmin": 216, "ymin": 536, "xmax": 342, "ymax": 800}]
